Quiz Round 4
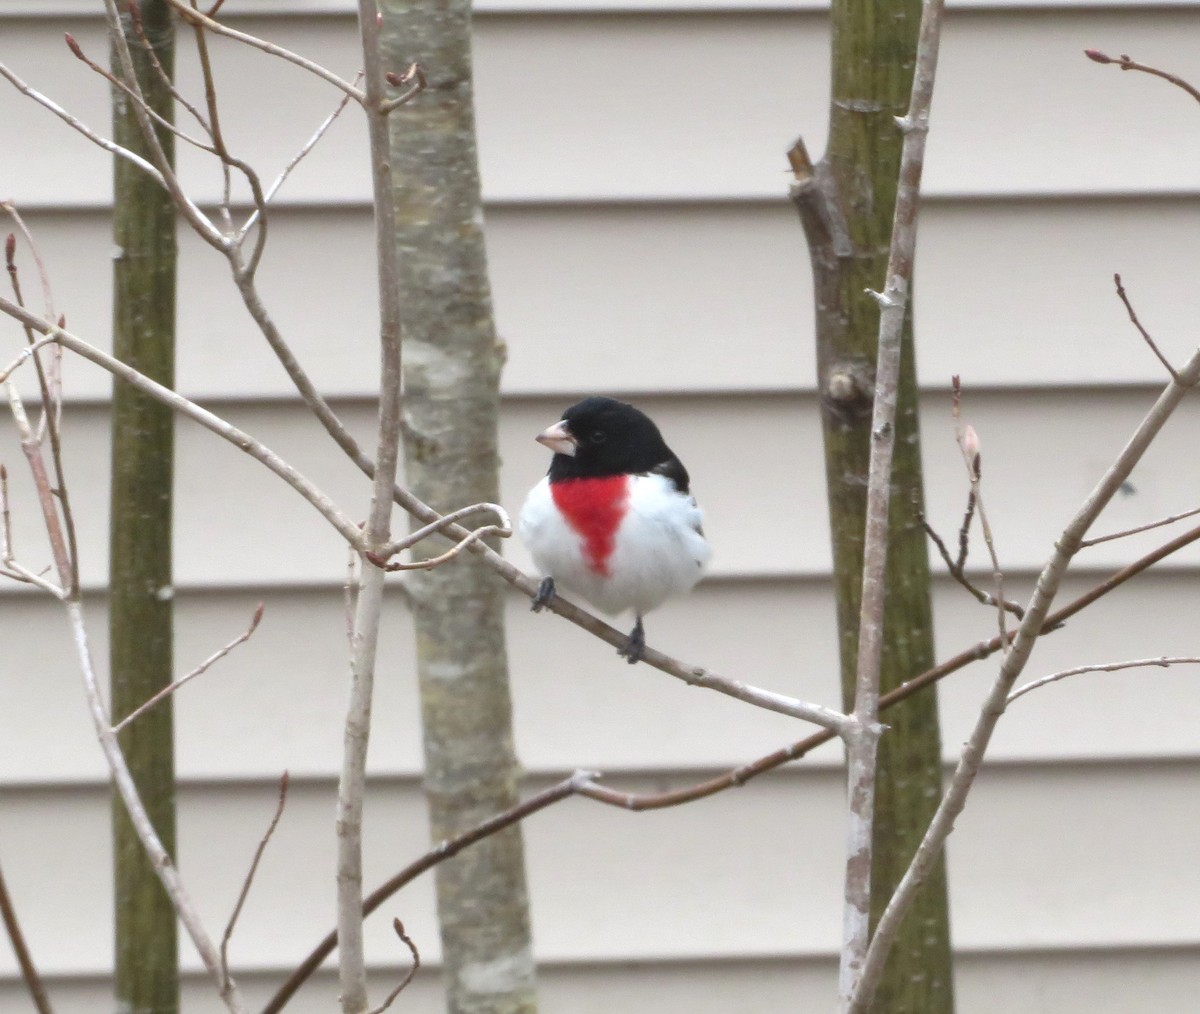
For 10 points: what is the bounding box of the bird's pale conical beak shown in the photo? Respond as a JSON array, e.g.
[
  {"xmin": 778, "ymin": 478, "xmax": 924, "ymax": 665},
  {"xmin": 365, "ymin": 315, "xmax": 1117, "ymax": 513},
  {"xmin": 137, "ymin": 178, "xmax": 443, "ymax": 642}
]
[{"xmin": 535, "ymin": 420, "xmax": 577, "ymax": 456}]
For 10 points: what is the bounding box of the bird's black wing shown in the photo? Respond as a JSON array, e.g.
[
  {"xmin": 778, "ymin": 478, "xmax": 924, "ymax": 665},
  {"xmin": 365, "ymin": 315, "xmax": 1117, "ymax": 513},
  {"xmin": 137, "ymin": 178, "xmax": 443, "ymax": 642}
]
[
  {"xmin": 651, "ymin": 455, "xmax": 705, "ymax": 538},
  {"xmin": 651, "ymin": 454, "xmax": 691, "ymax": 495}
]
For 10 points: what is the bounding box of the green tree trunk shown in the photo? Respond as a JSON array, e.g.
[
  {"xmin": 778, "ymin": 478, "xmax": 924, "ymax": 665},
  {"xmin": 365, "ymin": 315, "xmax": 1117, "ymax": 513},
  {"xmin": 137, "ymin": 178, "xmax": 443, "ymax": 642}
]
[
  {"xmin": 108, "ymin": 3, "xmax": 178, "ymax": 1011},
  {"xmin": 793, "ymin": 1, "xmax": 955, "ymax": 1010},
  {"xmin": 380, "ymin": 3, "xmax": 537, "ymax": 1012}
]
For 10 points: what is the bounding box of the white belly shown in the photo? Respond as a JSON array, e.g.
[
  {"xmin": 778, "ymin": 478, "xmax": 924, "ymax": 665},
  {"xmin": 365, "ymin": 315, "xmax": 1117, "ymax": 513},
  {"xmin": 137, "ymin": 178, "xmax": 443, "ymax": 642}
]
[{"xmin": 519, "ymin": 474, "xmax": 711, "ymax": 617}]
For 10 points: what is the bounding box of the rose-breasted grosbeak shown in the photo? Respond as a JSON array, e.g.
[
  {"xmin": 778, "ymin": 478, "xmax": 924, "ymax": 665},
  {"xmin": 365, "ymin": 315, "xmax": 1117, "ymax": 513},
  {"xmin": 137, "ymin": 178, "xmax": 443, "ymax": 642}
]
[{"xmin": 519, "ymin": 396, "xmax": 711, "ymax": 663}]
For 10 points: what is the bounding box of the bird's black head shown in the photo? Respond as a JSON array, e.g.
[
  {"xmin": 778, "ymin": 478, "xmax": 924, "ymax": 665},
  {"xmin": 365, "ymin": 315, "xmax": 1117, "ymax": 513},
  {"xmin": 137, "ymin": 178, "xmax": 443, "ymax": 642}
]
[{"xmin": 538, "ymin": 396, "xmax": 687, "ymax": 487}]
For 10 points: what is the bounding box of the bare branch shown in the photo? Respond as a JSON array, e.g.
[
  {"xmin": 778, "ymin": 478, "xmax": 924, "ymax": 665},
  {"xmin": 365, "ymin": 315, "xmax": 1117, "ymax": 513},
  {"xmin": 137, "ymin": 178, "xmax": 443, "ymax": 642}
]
[
  {"xmin": 854, "ymin": 318, "xmax": 1200, "ymax": 1014},
  {"xmin": 953, "ymin": 381, "xmax": 1015, "ymax": 644},
  {"xmin": 379, "ymin": 63, "xmax": 426, "ymax": 114},
  {"xmin": 6, "ymin": 383, "xmax": 71, "ymax": 587},
  {"xmin": 0, "ymin": 336, "xmax": 60, "ymax": 386},
  {"xmin": 0, "ymin": 464, "xmax": 63, "ymax": 595},
  {"xmin": 1008, "ymin": 656, "xmax": 1200, "ymax": 705},
  {"xmin": 267, "ymin": 506, "xmax": 1200, "ymax": 1011},
  {"xmin": 221, "ymin": 771, "xmax": 290, "ymax": 989},
  {"xmin": 262, "ymin": 773, "xmax": 593, "ymax": 1014},
  {"xmin": 0, "ymin": 299, "xmax": 367, "ymax": 551},
  {"xmin": 838, "ymin": 0, "xmax": 946, "ymax": 1002},
  {"xmin": 335, "ymin": 1, "xmax": 409, "ymax": 1007},
  {"xmin": 111, "ymin": 603, "xmax": 265, "ymax": 734},
  {"xmin": 368, "ymin": 920, "xmax": 420, "ymax": 1014},
  {"xmin": 1085, "ymin": 49, "xmax": 1200, "ymax": 106},
  {"xmin": 3, "ymin": 206, "xmax": 55, "ymax": 326},
  {"xmin": 4, "ymin": 210, "xmax": 78, "ymax": 592},
  {"xmin": 368, "ymin": 502, "xmax": 512, "ymax": 571},
  {"xmin": 101, "ymin": 0, "xmax": 228, "ymax": 252},
  {"xmin": 922, "ymin": 507, "xmax": 1025, "ymax": 620},
  {"xmin": 0, "ymin": 60, "xmax": 167, "ymax": 189},
  {"xmin": 127, "ymin": 0, "xmax": 217, "ymax": 147},
  {"xmin": 162, "ymin": 0, "xmax": 366, "ymax": 106},
  {"xmin": 1081, "ymin": 503, "xmax": 1200, "ymax": 547},
  {"xmin": 178, "ymin": 0, "xmax": 271, "ymax": 272},
  {"xmin": 0, "ymin": 857, "xmax": 54, "ymax": 1014},
  {"xmin": 1113, "ymin": 273, "xmax": 1179, "ymax": 382},
  {"xmin": 66, "ymin": 599, "xmax": 249, "ymax": 1012},
  {"xmin": 240, "ymin": 73, "xmax": 363, "ymax": 237},
  {"xmin": 7, "ymin": 348, "xmax": 247, "ymax": 1010},
  {"xmin": 63, "ymin": 31, "xmax": 217, "ymax": 156}
]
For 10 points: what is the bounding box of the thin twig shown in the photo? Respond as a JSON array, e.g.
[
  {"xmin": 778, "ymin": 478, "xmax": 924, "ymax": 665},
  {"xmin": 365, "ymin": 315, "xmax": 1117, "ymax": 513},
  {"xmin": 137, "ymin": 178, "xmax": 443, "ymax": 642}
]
[
  {"xmin": 854, "ymin": 300, "xmax": 1200, "ymax": 1014},
  {"xmin": 0, "ymin": 857, "xmax": 54, "ymax": 1014},
  {"xmin": 261, "ymin": 772, "xmax": 593, "ymax": 1014},
  {"xmin": 0, "ymin": 463, "xmax": 63, "ymax": 595},
  {"xmin": 1113, "ymin": 273, "xmax": 1179, "ymax": 382},
  {"xmin": 266, "ymin": 513, "xmax": 1200, "ymax": 1010},
  {"xmin": 370, "ymin": 502, "xmax": 512, "ymax": 570},
  {"xmin": 128, "ymin": 0, "xmax": 216, "ymax": 147},
  {"xmin": 67, "ymin": 598, "xmax": 249, "ymax": 1012},
  {"xmin": 0, "ymin": 336, "xmax": 61, "ymax": 386},
  {"xmin": 112, "ymin": 603, "xmax": 265, "ymax": 734},
  {"xmin": 64, "ymin": 32, "xmax": 218, "ymax": 156},
  {"xmin": 368, "ymin": 920, "xmax": 420, "ymax": 1014},
  {"xmin": 186, "ymin": 0, "xmax": 236, "ymax": 229},
  {"xmin": 102, "ymin": 0, "xmax": 228, "ymax": 252},
  {"xmin": 1008, "ymin": 656, "xmax": 1200, "ymax": 705},
  {"xmin": 953, "ymin": 380, "xmax": 1014, "ymax": 644},
  {"xmin": 1081, "ymin": 503, "xmax": 1200, "ymax": 547},
  {"xmin": 0, "ymin": 268, "xmax": 850, "ymax": 733},
  {"xmin": 1085, "ymin": 49, "xmax": 1200, "ymax": 106},
  {"xmin": 6, "ymin": 336, "xmax": 247, "ymax": 1010},
  {"xmin": 3, "ymin": 206, "xmax": 55, "ymax": 326},
  {"xmin": 922, "ymin": 510, "xmax": 1025, "ymax": 619},
  {"xmin": 334, "ymin": 1, "xmax": 408, "ymax": 1007},
  {"xmin": 6, "ymin": 384, "xmax": 71, "ymax": 587},
  {"xmin": 181, "ymin": 0, "xmax": 271, "ymax": 271},
  {"xmin": 4, "ymin": 210, "xmax": 78, "ymax": 593},
  {"xmin": 379, "ymin": 81, "xmax": 425, "ymax": 115},
  {"xmin": 0, "ymin": 60, "xmax": 167, "ymax": 188},
  {"xmin": 162, "ymin": 0, "xmax": 366, "ymax": 106},
  {"xmin": 240, "ymin": 73, "xmax": 363, "ymax": 237},
  {"xmin": 380, "ymin": 501, "xmax": 510, "ymax": 557},
  {"xmin": 0, "ymin": 299, "xmax": 366, "ymax": 551},
  {"xmin": 221, "ymin": 771, "xmax": 290, "ymax": 989}
]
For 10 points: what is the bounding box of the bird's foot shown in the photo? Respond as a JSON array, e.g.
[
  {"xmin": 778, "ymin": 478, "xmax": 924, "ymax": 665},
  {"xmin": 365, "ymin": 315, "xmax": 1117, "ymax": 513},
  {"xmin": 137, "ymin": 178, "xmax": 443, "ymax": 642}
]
[
  {"xmin": 531, "ymin": 576, "xmax": 556, "ymax": 613},
  {"xmin": 617, "ymin": 616, "xmax": 646, "ymax": 665}
]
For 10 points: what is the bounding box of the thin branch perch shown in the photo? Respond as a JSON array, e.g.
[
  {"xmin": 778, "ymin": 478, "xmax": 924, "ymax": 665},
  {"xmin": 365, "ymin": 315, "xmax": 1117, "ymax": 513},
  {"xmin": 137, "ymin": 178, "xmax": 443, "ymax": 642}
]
[
  {"xmin": 111, "ymin": 602, "xmax": 264, "ymax": 735},
  {"xmin": 221, "ymin": 771, "xmax": 290, "ymax": 989},
  {"xmin": 1008, "ymin": 656, "xmax": 1200, "ymax": 704}
]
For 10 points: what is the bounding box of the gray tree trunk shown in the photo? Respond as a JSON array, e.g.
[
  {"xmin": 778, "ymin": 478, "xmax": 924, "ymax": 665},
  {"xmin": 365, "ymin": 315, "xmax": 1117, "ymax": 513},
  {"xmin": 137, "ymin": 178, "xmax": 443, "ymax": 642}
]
[
  {"xmin": 380, "ymin": 3, "xmax": 537, "ymax": 1012},
  {"xmin": 108, "ymin": 2, "xmax": 179, "ymax": 1012},
  {"xmin": 792, "ymin": 0, "xmax": 956, "ymax": 1010}
]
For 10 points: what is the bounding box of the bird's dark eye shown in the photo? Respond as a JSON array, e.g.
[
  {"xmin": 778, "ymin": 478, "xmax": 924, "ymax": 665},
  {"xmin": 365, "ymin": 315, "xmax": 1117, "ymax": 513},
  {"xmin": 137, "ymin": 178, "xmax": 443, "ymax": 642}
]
[{"xmin": 590, "ymin": 430, "xmax": 607, "ymax": 444}]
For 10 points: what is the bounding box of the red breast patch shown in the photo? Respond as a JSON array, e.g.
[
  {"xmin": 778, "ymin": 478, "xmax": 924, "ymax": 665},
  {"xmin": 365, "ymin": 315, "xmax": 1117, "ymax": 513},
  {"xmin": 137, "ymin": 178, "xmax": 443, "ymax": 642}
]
[{"xmin": 551, "ymin": 476, "xmax": 629, "ymax": 577}]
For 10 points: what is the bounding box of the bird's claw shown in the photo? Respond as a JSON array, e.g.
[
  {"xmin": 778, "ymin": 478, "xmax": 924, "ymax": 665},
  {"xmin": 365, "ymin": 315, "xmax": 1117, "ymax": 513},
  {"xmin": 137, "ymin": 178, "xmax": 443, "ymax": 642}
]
[
  {"xmin": 617, "ymin": 617, "xmax": 646, "ymax": 665},
  {"xmin": 531, "ymin": 576, "xmax": 556, "ymax": 613}
]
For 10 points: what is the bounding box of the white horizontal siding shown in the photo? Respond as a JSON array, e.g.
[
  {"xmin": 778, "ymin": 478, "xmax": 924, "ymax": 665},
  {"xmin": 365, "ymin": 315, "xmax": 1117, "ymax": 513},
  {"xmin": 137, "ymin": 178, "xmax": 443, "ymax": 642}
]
[
  {"xmin": 5, "ymin": 948, "xmax": 1200, "ymax": 1014},
  {"xmin": 2, "ymin": 392, "xmax": 1198, "ymax": 591},
  {"xmin": 3, "ymin": 568, "xmax": 1200, "ymax": 786},
  {"xmin": 3, "ymin": 9, "xmax": 1200, "ymax": 206},
  {"xmin": 8, "ymin": 198, "xmax": 1200, "ymax": 401},
  {"xmin": 0, "ymin": 764, "xmax": 1196, "ymax": 978},
  {"xmin": 2, "ymin": 1, "xmax": 1199, "ymax": 1009},
  {"xmin": 8, "ymin": 0, "xmax": 1200, "ymax": 15}
]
